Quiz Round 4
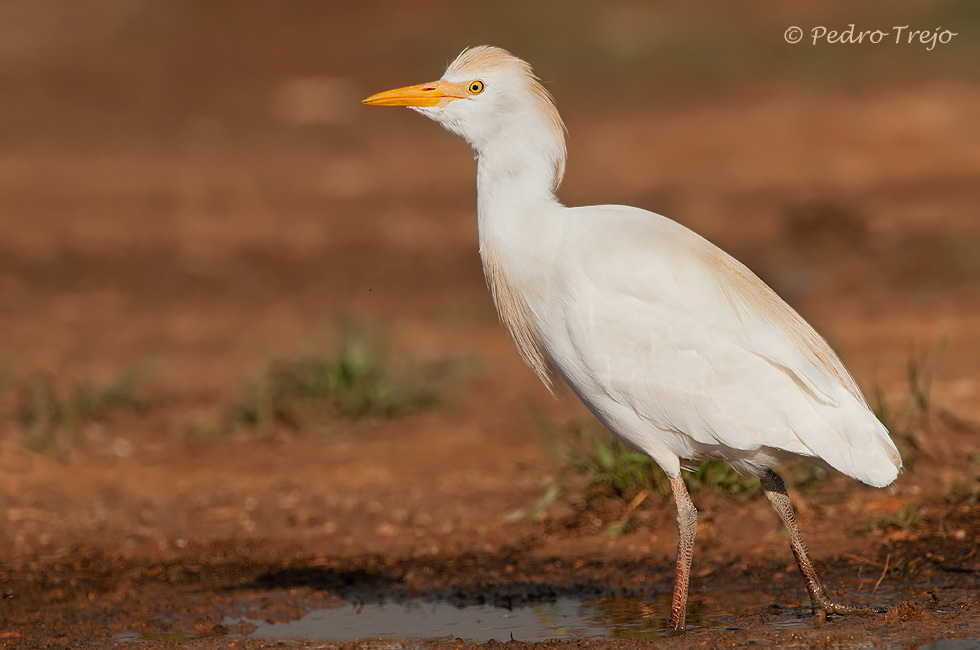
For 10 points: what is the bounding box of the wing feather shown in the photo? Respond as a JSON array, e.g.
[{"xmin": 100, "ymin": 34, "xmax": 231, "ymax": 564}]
[{"xmin": 554, "ymin": 206, "xmax": 900, "ymax": 485}]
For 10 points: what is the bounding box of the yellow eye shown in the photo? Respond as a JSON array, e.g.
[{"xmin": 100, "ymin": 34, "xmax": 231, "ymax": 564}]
[{"xmin": 467, "ymin": 80, "xmax": 485, "ymax": 95}]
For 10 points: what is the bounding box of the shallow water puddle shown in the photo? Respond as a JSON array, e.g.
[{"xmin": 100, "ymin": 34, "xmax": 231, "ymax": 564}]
[
  {"xmin": 919, "ymin": 641, "xmax": 980, "ymax": 650},
  {"xmin": 225, "ymin": 595, "xmax": 733, "ymax": 642},
  {"xmin": 118, "ymin": 593, "xmax": 980, "ymax": 646}
]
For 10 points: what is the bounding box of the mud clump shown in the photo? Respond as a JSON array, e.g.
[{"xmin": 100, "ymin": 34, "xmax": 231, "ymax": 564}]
[{"xmin": 887, "ymin": 599, "xmax": 923, "ymax": 622}]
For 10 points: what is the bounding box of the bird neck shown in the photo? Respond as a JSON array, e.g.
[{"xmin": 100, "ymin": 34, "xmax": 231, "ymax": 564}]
[
  {"xmin": 475, "ymin": 147, "xmax": 563, "ymax": 252},
  {"xmin": 474, "ymin": 134, "xmax": 567, "ymax": 320},
  {"xmin": 473, "ymin": 137, "xmax": 564, "ymax": 390},
  {"xmin": 472, "ymin": 110, "xmax": 567, "ymax": 291},
  {"xmin": 474, "ymin": 117, "xmax": 564, "ymax": 232},
  {"xmin": 472, "ymin": 112, "xmax": 564, "ymax": 205}
]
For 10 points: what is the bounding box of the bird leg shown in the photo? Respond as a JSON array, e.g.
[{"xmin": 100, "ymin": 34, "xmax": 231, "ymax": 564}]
[
  {"xmin": 667, "ymin": 473, "xmax": 698, "ymax": 634},
  {"xmin": 760, "ymin": 469, "xmax": 859, "ymax": 619}
]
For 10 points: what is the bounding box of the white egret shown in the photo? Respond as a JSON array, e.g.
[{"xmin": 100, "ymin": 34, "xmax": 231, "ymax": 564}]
[{"xmin": 363, "ymin": 46, "xmax": 900, "ymax": 632}]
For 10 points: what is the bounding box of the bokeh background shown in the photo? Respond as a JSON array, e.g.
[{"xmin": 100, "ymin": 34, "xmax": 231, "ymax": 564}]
[{"xmin": 1, "ymin": 1, "xmax": 979, "ymax": 642}]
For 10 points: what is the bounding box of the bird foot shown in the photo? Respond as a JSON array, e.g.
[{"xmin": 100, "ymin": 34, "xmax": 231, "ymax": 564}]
[
  {"xmin": 814, "ymin": 599, "xmax": 859, "ymax": 616},
  {"xmin": 810, "ymin": 592, "xmax": 886, "ymax": 620}
]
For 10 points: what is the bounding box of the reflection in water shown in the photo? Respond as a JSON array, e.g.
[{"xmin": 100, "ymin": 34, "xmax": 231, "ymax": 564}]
[
  {"xmin": 227, "ymin": 595, "xmax": 730, "ymax": 642},
  {"xmin": 219, "ymin": 593, "xmax": 979, "ymax": 647},
  {"xmin": 581, "ymin": 594, "xmax": 727, "ymax": 637}
]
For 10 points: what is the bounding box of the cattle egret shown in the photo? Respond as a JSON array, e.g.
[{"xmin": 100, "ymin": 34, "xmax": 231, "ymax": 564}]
[{"xmin": 363, "ymin": 46, "xmax": 901, "ymax": 632}]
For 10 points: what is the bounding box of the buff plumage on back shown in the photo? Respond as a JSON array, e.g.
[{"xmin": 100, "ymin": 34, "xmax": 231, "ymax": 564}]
[
  {"xmin": 447, "ymin": 46, "xmax": 567, "ymax": 192},
  {"xmin": 698, "ymin": 242, "xmax": 867, "ymax": 407}
]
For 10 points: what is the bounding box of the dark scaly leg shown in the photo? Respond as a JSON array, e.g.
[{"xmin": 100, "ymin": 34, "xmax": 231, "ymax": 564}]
[
  {"xmin": 667, "ymin": 473, "xmax": 698, "ymax": 633},
  {"xmin": 760, "ymin": 468, "xmax": 861, "ymax": 619}
]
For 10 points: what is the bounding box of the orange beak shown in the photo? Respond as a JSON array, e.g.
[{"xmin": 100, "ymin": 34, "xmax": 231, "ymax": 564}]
[{"xmin": 362, "ymin": 79, "xmax": 466, "ymax": 108}]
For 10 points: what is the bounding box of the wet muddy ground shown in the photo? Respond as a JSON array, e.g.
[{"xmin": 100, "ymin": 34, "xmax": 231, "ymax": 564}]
[
  {"xmin": 4, "ymin": 531, "xmax": 980, "ymax": 648},
  {"xmin": 1, "ymin": 2, "xmax": 979, "ymax": 648}
]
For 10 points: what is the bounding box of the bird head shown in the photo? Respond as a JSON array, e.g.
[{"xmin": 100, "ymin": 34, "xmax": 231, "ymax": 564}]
[{"xmin": 363, "ymin": 46, "xmax": 567, "ymax": 190}]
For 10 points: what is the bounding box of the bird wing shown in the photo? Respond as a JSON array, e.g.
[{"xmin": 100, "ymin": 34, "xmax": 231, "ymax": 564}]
[{"xmin": 556, "ymin": 206, "xmax": 899, "ymax": 484}]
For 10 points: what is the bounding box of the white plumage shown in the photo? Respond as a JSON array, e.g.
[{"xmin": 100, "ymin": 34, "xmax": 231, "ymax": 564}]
[{"xmin": 364, "ymin": 45, "xmax": 900, "ymax": 632}]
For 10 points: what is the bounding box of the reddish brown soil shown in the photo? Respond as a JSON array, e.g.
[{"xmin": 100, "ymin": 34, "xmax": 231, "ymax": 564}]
[{"xmin": 1, "ymin": 2, "xmax": 979, "ymax": 648}]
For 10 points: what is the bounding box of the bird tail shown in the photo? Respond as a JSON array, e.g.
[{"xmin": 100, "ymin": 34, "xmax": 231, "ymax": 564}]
[{"xmin": 804, "ymin": 398, "xmax": 902, "ymax": 488}]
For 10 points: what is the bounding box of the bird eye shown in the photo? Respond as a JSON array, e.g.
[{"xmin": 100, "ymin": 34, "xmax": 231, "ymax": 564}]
[{"xmin": 467, "ymin": 80, "xmax": 485, "ymax": 95}]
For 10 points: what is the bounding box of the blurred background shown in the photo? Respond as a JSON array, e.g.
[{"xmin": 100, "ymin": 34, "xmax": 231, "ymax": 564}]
[{"xmin": 1, "ymin": 0, "xmax": 979, "ymax": 568}]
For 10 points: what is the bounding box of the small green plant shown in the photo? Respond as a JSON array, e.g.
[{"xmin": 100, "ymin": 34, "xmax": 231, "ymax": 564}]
[
  {"xmin": 785, "ymin": 462, "xmax": 829, "ymax": 494},
  {"xmin": 906, "ymin": 349, "xmax": 939, "ymax": 425},
  {"xmin": 15, "ymin": 370, "xmax": 146, "ymax": 455},
  {"xmin": 945, "ymin": 483, "xmax": 980, "ymax": 507},
  {"xmin": 872, "ymin": 342, "xmax": 945, "ymax": 466},
  {"xmin": 580, "ymin": 431, "xmax": 663, "ymax": 501},
  {"xmin": 223, "ymin": 327, "xmax": 441, "ymax": 433},
  {"xmin": 535, "ymin": 425, "xmax": 759, "ymax": 528},
  {"xmin": 686, "ymin": 459, "xmax": 759, "ymax": 494},
  {"xmin": 848, "ymin": 503, "xmax": 923, "ymax": 537},
  {"xmin": 876, "ymin": 504, "xmax": 923, "ymax": 531}
]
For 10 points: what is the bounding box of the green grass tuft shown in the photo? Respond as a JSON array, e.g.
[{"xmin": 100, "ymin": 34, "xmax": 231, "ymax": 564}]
[
  {"xmin": 14, "ymin": 370, "xmax": 146, "ymax": 456},
  {"xmin": 686, "ymin": 459, "xmax": 759, "ymax": 495},
  {"xmin": 872, "ymin": 342, "xmax": 945, "ymax": 467},
  {"xmin": 848, "ymin": 503, "xmax": 923, "ymax": 537},
  {"xmin": 538, "ymin": 425, "xmax": 761, "ymax": 526},
  {"xmin": 579, "ymin": 430, "xmax": 664, "ymax": 501},
  {"xmin": 221, "ymin": 327, "xmax": 443, "ymax": 435}
]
